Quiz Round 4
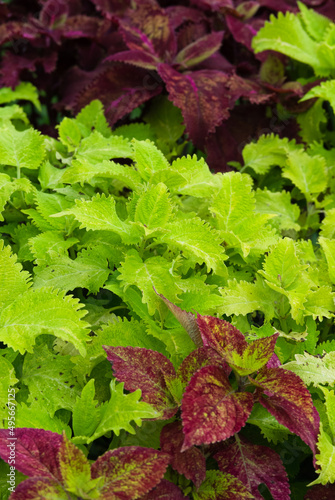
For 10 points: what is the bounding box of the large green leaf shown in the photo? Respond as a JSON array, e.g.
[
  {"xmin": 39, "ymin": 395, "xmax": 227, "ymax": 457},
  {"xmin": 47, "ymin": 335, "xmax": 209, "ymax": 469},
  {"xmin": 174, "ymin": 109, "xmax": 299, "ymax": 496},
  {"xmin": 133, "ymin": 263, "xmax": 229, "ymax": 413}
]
[{"xmin": 0, "ymin": 239, "xmax": 31, "ymax": 308}]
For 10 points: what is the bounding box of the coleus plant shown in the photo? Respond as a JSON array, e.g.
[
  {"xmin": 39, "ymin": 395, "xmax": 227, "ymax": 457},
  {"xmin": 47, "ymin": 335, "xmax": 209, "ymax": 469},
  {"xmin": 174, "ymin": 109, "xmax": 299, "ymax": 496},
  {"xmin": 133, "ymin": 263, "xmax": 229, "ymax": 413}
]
[
  {"xmin": 1, "ymin": 86, "xmax": 335, "ymax": 497},
  {"xmin": 2, "ymin": 0, "xmax": 332, "ymax": 170}
]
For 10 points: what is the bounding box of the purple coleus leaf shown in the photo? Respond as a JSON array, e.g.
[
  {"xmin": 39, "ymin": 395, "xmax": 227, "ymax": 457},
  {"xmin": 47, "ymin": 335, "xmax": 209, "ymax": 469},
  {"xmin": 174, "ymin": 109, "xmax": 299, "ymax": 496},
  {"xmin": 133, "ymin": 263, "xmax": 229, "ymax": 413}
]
[
  {"xmin": 160, "ymin": 421, "xmax": 206, "ymax": 488},
  {"xmin": 0, "ymin": 428, "xmax": 62, "ymax": 481},
  {"xmin": 214, "ymin": 435, "xmax": 290, "ymax": 500},
  {"xmin": 189, "ymin": 0, "xmax": 234, "ymax": 12},
  {"xmin": 103, "ymin": 345, "xmax": 178, "ymax": 418},
  {"xmin": 304, "ymin": 484, "xmax": 335, "ymax": 499},
  {"xmin": 250, "ymin": 367, "xmax": 320, "ymax": 455},
  {"xmin": 196, "ymin": 315, "xmax": 279, "ymax": 375},
  {"xmin": 181, "ymin": 365, "xmax": 254, "ymax": 451},
  {"xmin": 141, "ymin": 479, "xmax": 187, "ymax": 499},
  {"xmin": 91, "ymin": 446, "xmax": 170, "ymax": 500},
  {"xmin": 9, "ymin": 478, "xmax": 68, "ymax": 500},
  {"xmin": 158, "ymin": 64, "xmax": 232, "ymax": 146}
]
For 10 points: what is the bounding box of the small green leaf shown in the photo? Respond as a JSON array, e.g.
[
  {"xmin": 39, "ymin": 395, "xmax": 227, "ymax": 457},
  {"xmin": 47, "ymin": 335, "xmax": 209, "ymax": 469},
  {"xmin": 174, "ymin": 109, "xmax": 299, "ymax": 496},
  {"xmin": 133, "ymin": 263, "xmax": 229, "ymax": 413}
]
[
  {"xmin": 0, "ymin": 82, "xmax": 41, "ymax": 110},
  {"xmin": 132, "ymin": 139, "xmax": 169, "ymax": 180},
  {"xmin": 283, "ymin": 150, "xmax": 327, "ymax": 200},
  {"xmin": 134, "ymin": 183, "xmax": 173, "ymax": 230},
  {"xmin": 72, "ymin": 379, "xmax": 101, "ymax": 439},
  {"xmin": 0, "ymin": 239, "xmax": 31, "ymax": 308},
  {"xmin": 0, "ymin": 121, "xmax": 45, "ymax": 171},
  {"xmin": 310, "ymin": 424, "xmax": 335, "ymax": 485},
  {"xmin": 283, "ymin": 352, "xmax": 335, "ymax": 387}
]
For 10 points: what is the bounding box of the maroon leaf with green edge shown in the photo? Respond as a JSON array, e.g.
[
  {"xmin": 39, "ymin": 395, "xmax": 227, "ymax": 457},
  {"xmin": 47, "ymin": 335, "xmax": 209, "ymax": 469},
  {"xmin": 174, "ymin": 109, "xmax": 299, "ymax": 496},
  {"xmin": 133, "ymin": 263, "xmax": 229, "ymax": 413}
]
[
  {"xmin": 103, "ymin": 345, "xmax": 178, "ymax": 418},
  {"xmin": 0, "ymin": 428, "xmax": 62, "ymax": 480},
  {"xmin": 214, "ymin": 435, "xmax": 290, "ymax": 500},
  {"xmin": 91, "ymin": 446, "xmax": 170, "ymax": 500},
  {"xmin": 141, "ymin": 479, "xmax": 187, "ymax": 499},
  {"xmin": 105, "ymin": 50, "xmax": 160, "ymax": 70},
  {"xmin": 156, "ymin": 292, "xmax": 202, "ymax": 346},
  {"xmin": 177, "ymin": 346, "xmax": 231, "ymax": 390},
  {"xmin": 305, "ymin": 484, "xmax": 335, "ymax": 499},
  {"xmin": 250, "ymin": 367, "xmax": 320, "ymax": 455},
  {"xmin": 160, "ymin": 421, "xmax": 206, "ymax": 488},
  {"xmin": 9, "ymin": 478, "xmax": 69, "ymax": 500},
  {"xmin": 157, "ymin": 64, "xmax": 232, "ymax": 146},
  {"xmin": 194, "ymin": 470, "xmax": 255, "ymax": 499},
  {"xmin": 174, "ymin": 31, "xmax": 224, "ymax": 69},
  {"xmin": 181, "ymin": 365, "xmax": 254, "ymax": 451}
]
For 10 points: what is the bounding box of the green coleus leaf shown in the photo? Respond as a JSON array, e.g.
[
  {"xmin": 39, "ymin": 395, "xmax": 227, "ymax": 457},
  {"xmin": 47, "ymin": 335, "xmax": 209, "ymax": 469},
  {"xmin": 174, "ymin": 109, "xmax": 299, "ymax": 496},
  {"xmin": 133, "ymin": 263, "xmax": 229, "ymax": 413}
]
[
  {"xmin": 0, "ymin": 121, "xmax": 45, "ymax": 171},
  {"xmin": 196, "ymin": 315, "xmax": 278, "ymax": 375},
  {"xmin": 255, "ymin": 188, "xmax": 300, "ymax": 232},
  {"xmin": 301, "ymin": 80, "xmax": 335, "ymax": 117},
  {"xmin": 32, "ymin": 191, "xmax": 75, "ymax": 232},
  {"xmin": 247, "ymin": 404, "xmax": 290, "ymax": 444},
  {"xmin": 54, "ymin": 193, "xmax": 144, "ymax": 245},
  {"xmin": 320, "ymin": 208, "xmax": 335, "ymax": 238},
  {"xmin": 76, "ymin": 380, "xmax": 162, "ymax": 445},
  {"xmin": 310, "ymin": 424, "xmax": 335, "ymax": 485},
  {"xmin": 214, "ymin": 436, "xmax": 290, "ymax": 500},
  {"xmin": 283, "ymin": 150, "xmax": 327, "ymax": 201},
  {"xmin": 160, "ymin": 421, "xmax": 206, "ymax": 489},
  {"xmin": 132, "ymin": 139, "xmax": 169, "ymax": 181},
  {"xmin": 192, "ymin": 470, "xmax": 255, "ymax": 500},
  {"xmin": 22, "ymin": 344, "xmax": 81, "ymax": 416},
  {"xmin": 117, "ymin": 251, "xmax": 181, "ymax": 315},
  {"xmin": 283, "ymin": 352, "xmax": 335, "ymax": 387},
  {"xmin": 74, "ymin": 99, "xmax": 111, "ymax": 138},
  {"xmin": 0, "ymin": 173, "xmax": 32, "ymax": 221},
  {"xmin": 319, "ymin": 237, "xmax": 335, "ymax": 284},
  {"xmin": 29, "ymin": 231, "xmax": 78, "ymax": 266},
  {"xmin": 57, "ymin": 117, "xmax": 82, "ymax": 151},
  {"xmin": 161, "ymin": 217, "xmax": 227, "ymax": 275},
  {"xmin": 0, "ymin": 356, "xmax": 18, "ymax": 423},
  {"xmin": 60, "ymin": 158, "xmax": 142, "ymax": 190},
  {"xmin": 12, "ymin": 222, "xmax": 40, "ymax": 262},
  {"xmin": 168, "ymin": 155, "xmax": 218, "ymax": 197},
  {"xmin": 75, "ymin": 131, "xmax": 132, "ymax": 163},
  {"xmin": 252, "ymin": 8, "xmax": 333, "ymax": 77},
  {"xmin": 250, "ymin": 367, "xmax": 320, "ymax": 455},
  {"xmin": 72, "ymin": 379, "xmax": 101, "ymax": 439},
  {"xmin": 320, "ymin": 386, "xmax": 335, "ymax": 439},
  {"xmin": 103, "ymin": 346, "xmax": 178, "ymax": 419},
  {"xmin": 298, "ymin": 1, "xmax": 332, "ymax": 41},
  {"xmin": 210, "ymin": 172, "xmax": 278, "ymax": 258},
  {"xmin": 0, "ymin": 287, "xmax": 89, "ymax": 355},
  {"xmin": 218, "ymin": 278, "xmax": 277, "ymax": 321},
  {"xmin": 14, "ymin": 401, "xmax": 71, "ymax": 437},
  {"xmin": 33, "ymin": 247, "xmax": 110, "ymax": 293},
  {"xmin": 90, "ymin": 446, "xmax": 170, "ymax": 500},
  {"xmin": 0, "ymin": 82, "xmax": 41, "ymax": 109},
  {"xmin": 181, "ymin": 365, "xmax": 253, "ymax": 450},
  {"xmin": 0, "ymin": 239, "xmax": 31, "ymax": 309},
  {"xmin": 133, "ymin": 182, "xmax": 173, "ymax": 230},
  {"xmin": 241, "ymin": 134, "xmax": 298, "ymax": 175}
]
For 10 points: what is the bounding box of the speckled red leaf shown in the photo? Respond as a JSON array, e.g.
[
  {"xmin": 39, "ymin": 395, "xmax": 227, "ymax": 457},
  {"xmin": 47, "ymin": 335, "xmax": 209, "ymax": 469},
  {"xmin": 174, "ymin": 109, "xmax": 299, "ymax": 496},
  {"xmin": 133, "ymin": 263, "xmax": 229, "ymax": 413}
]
[
  {"xmin": 157, "ymin": 64, "xmax": 233, "ymax": 146},
  {"xmin": 177, "ymin": 346, "xmax": 231, "ymax": 390},
  {"xmin": 9, "ymin": 478, "xmax": 68, "ymax": 500},
  {"xmin": 225, "ymin": 334, "xmax": 279, "ymax": 375},
  {"xmin": 214, "ymin": 436, "xmax": 290, "ymax": 500},
  {"xmin": 157, "ymin": 293, "xmax": 202, "ymax": 347},
  {"xmin": 120, "ymin": 4, "xmax": 177, "ymax": 61},
  {"xmin": 181, "ymin": 365, "xmax": 253, "ymax": 451},
  {"xmin": 196, "ymin": 315, "xmax": 247, "ymax": 358},
  {"xmin": 141, "ymin": 479, "xmax": 187, "ymax": 499},
  {"xmin": 58, "ymin": 433, "xmax": 91, "ymax": 490},
  {"xmin": 305, "ymin": 484, "xmax": 335, "ymax": 500},
  {"xmin": 103, "ymin": 345, "xmax": 178, "ymax": 418},
  {"xmin": 250, "ymin": 367, "xmax": 320, "ymax": 454},
  {"xmin": 61, "ymin": 65, "xmax": 162, "ymax": 125},
  {"xmin": 267, "ymin": 352, "xmax": 281, "ymax": 368},
  {"xmin": 160, "ymin": 421, "xmax": 206, "ymax": 488},
  {"xmin": 0, "ymin": 428, "xmax": 62, "ymax": 480},
  {"xmin": 189, "ymin": 0, "xmax": 234, "ymax": 12},
  {"xmin": 91, "ymin": 446, "xmax": 170, "ymax": 500},
  {"xmin": 175, "ymin": 31, "xmax": 224, "ymax": 69}
]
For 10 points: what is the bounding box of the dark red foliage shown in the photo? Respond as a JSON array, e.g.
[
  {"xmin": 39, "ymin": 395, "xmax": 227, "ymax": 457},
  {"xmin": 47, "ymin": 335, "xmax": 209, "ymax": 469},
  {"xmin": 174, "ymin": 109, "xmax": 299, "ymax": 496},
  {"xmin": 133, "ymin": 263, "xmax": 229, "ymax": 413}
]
[{"xmin": 1, "ymin": 0, "xmax": 333, "ymax": 170}]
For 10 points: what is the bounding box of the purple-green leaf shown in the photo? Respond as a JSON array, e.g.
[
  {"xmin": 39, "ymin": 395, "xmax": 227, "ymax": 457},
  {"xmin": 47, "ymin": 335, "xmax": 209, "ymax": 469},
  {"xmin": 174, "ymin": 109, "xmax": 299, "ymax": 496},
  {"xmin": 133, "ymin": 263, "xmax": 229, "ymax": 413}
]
[
  {"xmin": 194, "ymin": 470, "xmax": 255, "ymax": 499},
  {"xmin": 214, "ymin": 436, "xmax": 290, "ymax": 500},
  {"xmin": 250, "ymin": 367, "xmax": 320, "ymax": 454},
  {"xmin": 141, "ymin": 479, "xmax": 187, "ymax": 499},
  {"xmin": 103, "ymin": 345, "xmax": 178, "ymax": 418},
  {"xmin": 9, "ymin": 478, "xmax": 68, "ymax": 500},
  {"xmin": 174, "ymin": 31, "xmax": 224, "ymax": 69},
  {"xmin": 91, "ymin": 446, "xmax": 170, "ymax": 500},
  {"xmin": 0, "ymin": 428, "xmax": 62, "ymax": 480},
  {"xmin": 160, "ymin": 421, "xmax": 206, "ymax": 488},
  {"xmin": 181, "ymin": 365, "xmax": 253, "ymax": 451}
]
